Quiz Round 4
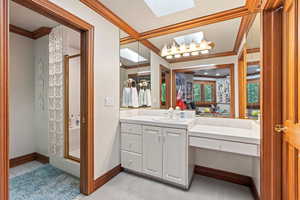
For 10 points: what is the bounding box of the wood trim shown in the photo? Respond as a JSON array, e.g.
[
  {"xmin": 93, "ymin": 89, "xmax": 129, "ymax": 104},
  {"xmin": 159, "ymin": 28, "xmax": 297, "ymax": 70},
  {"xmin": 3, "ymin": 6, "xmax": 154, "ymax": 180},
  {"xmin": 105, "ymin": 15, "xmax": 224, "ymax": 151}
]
[
  {"xmin": 0, "ymin": 0, "xmax": 9, "ymax": 199},
  {"xmin": 9, "ymin": 153, "xmax": 49, "ymax": 168},
  {"xmin": 246, "ymin": 0, "xmax": 262, "ymax": 12},
  {"xmin": 122, "ymin": 63, "xmax": 150, "ymax": 70},
  {"xmin": 9, "ymin": 153, "xmax": 36, "ymax": 168},
  {"xmin": 94, "ymin": 164, "xmax": 123, "ymax": 190},
  {"xmin": 31, "ymin": 27, "xmax": 52, "ymax": 39},
  {"xmin": 260, "ymin": 7, "xmax": 282, "ymax": 200},
  {"xmin": 169, "ymin": 51, "xmax": 236, "ymax": 64},
  {"xmin": 34, "ymin": 153, "xmax": 49, "ymax": 164},
  {"xmin": 247, "ymin": 48, "xmax": 261, "ymax": 54},
  {"xmin": 80, "ymin": 0, "xmax": 161, "ymax": 55},
  {"xmin": 121, "ymin": 7, "xmax": 253, "ymax": 42},
  {"xmin": 9, "ymin": 24, "xmax": 33, "ymax": 38},
  {"xmin": 248, "ymin": 61, "xmax": 261, "ymax": 66},
  {"xmin": 7, "ymin": 0, "xmax": 95, "ymax": 195},
  {"xmin": 234, "ymin": 14, "xmax": 257, "ymax": 53},
  {"xmin": 10, "ymin": 24, "xmax": 52, "ymax": 39},
  {"xmin": 194, "ymin": 165, "xmax": 260, "ymax": 200},
  {"xmin": 69, "ymin": 54, "xmax": 81, "ymax": 59},
  {"xmin": 261, "ymin": 0, "xmax": 284, "ymax": 10},
  {"xmin": 238, "ymin": 46, "xmax": 247, "ymax": 118}
]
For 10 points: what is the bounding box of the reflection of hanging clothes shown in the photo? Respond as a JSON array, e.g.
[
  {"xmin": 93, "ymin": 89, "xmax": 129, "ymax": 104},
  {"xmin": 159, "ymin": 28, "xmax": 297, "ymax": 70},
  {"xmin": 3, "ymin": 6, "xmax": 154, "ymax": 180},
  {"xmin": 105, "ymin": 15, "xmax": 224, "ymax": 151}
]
[
  {"xmin": 131, "ymin": 87, "xmax": 139, "ymax": 108},
  {"xmin": 161, "ymin": 83, "xmax": 166, "ymax": 103},
  {"xmin": 146, "ymin": 89, "xmax": 151, "ymax": 107},
  {"xmin": 139, "ymin": 89, "xmax": 145, "ymax": 106},
  {"xmin": 122, "ymin": 87, "xmax": 132, "ymax": 107}
]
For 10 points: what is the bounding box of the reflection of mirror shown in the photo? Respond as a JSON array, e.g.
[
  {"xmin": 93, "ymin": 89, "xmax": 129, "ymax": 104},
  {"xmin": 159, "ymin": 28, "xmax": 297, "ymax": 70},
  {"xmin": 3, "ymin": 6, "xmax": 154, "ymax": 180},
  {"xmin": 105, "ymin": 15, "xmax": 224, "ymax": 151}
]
[
  {"xmin": 160, "ymin": 65, "xmax": 170, "ymax": 109},
  {"xmin": 120, "ymin": 40, "xmax": 152, "ymax": 108},
  {"xmin": 172, "ymin": 64, "xmax": 234, "ymax": 118},
  {"xmin": 64, "ymin": 28, "xmax": 81, "ymax": 162},
  {"xmin": 245, "ymin": 13, "xmax": 261, "ymax": 119}
]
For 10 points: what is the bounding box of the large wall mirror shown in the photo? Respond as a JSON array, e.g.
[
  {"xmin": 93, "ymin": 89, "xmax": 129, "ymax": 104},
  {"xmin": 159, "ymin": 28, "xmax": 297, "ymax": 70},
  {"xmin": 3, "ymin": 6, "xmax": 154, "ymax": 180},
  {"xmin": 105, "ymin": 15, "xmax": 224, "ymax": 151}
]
[
  {"xmin": 238, "ymin": 13, "xmax": 261, "ymax": 120},
  {"xmin": 120, "ymin": 39, "xmax": 152, "ymax": 109},
  {"xmin": 172, "ymin": 64, "xmax": 234, "ymax": 118}
]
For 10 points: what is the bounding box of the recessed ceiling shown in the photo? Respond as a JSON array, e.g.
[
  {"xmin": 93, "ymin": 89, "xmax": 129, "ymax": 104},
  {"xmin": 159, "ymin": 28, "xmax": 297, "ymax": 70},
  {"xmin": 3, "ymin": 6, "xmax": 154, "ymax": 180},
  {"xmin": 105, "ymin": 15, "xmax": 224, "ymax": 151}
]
[
  {"xmin": 10, "ymin": 1, "xmax": 59, "ymax": 31},
  {"xmin": 120, "ymin": 42, "xmax": 151, "ymax": 66},
  {"xmin": 149, "ymin": 17, "xmax": 242, "ymax": 54},
  {"xmin": 99, "ymin": 0, "xmax": 245, "ymax": 33}
]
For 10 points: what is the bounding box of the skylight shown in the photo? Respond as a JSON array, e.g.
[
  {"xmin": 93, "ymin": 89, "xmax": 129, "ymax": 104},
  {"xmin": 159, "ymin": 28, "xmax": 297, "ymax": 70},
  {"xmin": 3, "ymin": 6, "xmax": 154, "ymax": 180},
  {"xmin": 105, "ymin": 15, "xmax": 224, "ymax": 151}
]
[
  {"xmin": 120, "ymin": 48, "xmax": 147, "ymax": 63},
  {"xmin": 144, "ymin": 0, "xmax": 195, "ymax": 17},
  {"xmin": 174, "ymin": 32, "xmax": 204, "ymax": 45}
]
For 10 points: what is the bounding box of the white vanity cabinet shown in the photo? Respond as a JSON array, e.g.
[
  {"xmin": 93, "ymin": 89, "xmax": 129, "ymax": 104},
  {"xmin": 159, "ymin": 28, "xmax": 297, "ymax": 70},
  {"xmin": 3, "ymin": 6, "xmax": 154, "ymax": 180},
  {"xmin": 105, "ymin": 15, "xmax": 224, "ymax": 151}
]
[
  {"xmin": 142, "ymin": 126, "xmax": 163, "ymax": 178},
  {"xmin": 121, "ymin": 122, "xmax": 190, "ymax": 188}
]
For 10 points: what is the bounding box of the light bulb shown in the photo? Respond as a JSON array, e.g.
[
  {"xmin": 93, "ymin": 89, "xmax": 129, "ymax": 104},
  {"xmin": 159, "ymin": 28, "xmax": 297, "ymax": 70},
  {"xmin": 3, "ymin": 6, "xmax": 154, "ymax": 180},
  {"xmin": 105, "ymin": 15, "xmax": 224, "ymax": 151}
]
[
  {"xmin": 179, "ymin": 44, "xmax": 186, "ymax": 53},
  {"xmin": 174, "ymin": 54, "xmax": 181, "ymax": 58},
  {"xmin": 161, "ymin": 45, "xmax": 168, "ymax": 57},
  {"xmin": 191, "ymin": 51, "xmax": 199, "ymax": 56},
  {"xmin": 201, "ymin": 50, "xmax": 209, "ymax": 54},
  {"xmin": 171, "ymin": 42, "xmax": 177, "ymax": 54},
  {"xmin": 190, "ymin": 41, "xmax": 197, "ymax": 52},
  {"xmin": 183, "ymin": 52, "xmax": 190, "ymax": 57},
  {"xmin": 216, "ymin": 73, "xmax": 220, "ymax": 76},
  {"xmin": 166, "ymin": 55, "xmax": 173, "ymax": 59},
  {"xmin": 200, "ymin": 40, "xmax": 208, "ymax": 49}
]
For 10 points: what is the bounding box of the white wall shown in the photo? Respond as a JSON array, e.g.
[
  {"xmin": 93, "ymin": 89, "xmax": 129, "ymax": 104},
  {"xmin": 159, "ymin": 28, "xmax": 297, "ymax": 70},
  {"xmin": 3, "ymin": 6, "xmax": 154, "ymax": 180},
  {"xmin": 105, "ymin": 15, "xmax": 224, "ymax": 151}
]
[
  {"xmin": 34, "ymin": 35, "xmax": 50, "ymax": 156},
  {"xmin": 49, "ymin": 0, "xmax": 120, "ymax": 179},
  {"xmin": 151, "ymin": 52, "xmax": 171, "ymax": 108},
  {"xmin": 9, "ymin": 33, "xmax": 35, "ymax": 158}
]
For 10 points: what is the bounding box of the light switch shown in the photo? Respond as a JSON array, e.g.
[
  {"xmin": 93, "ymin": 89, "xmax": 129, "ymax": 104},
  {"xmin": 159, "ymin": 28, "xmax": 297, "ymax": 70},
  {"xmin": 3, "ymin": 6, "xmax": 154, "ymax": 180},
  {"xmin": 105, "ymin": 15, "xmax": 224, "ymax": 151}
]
[{"xmin": 104, "ymin": 96, "xmax": 114, "ymax": 106}]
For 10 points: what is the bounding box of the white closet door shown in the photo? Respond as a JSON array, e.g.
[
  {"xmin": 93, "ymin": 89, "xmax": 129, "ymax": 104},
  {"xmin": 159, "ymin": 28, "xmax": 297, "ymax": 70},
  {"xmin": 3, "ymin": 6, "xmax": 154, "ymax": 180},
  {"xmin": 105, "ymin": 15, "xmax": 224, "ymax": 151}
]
[
  {"xmin": 142, "ymin": 126, "xmax": 163, "ymax": 178},
  {"xmin": 163, "ymin": 128, "xmax": 186, "ymax": 185}
]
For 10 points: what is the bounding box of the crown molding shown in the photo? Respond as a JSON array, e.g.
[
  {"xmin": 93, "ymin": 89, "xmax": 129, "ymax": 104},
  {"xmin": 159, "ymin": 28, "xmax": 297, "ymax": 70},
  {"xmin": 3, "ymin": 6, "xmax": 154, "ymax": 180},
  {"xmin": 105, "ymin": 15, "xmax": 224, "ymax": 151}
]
[
  {"xmin": 10, "ymin": 24, "xmax": 52, "ymax": 39},
  {"xmin": 121, "ymin": 6, "xmax": 253, "ymax": 43}
]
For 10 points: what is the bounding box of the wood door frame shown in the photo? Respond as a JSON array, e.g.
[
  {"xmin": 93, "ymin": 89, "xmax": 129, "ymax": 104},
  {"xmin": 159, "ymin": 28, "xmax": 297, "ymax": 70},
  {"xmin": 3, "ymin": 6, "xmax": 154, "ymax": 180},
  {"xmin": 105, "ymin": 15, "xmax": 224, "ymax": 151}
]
[
  {"xmin": 171, "ymin": 63, "xmax": 235, "ymax": 118},
  {"xmin": 160, "ymin": 65, "xmax": 170, "ymax": 109},
  {"xmin": 260, "ymin": 3, "xmax": 283, "ymax": 200},
  {"xmin": 0, "ymin": 0, "xmax": 95, "ymax": 197}
]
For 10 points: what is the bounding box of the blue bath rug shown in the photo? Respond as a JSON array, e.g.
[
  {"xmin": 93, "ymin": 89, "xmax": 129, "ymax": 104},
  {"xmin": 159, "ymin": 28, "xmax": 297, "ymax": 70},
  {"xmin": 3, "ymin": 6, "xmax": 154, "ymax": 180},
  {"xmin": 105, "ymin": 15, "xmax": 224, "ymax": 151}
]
[{"xmin": 10, "ymin": 164, "xmax": 81, "ymax": 200}]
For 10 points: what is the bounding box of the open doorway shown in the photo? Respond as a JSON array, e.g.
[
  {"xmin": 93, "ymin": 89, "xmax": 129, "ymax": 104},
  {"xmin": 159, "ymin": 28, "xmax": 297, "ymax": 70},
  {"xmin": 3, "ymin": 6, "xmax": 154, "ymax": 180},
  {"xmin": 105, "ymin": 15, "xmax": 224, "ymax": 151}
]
[{"xmin": 0, "ymin": 0, "xmax": 95, "ymax": 199}]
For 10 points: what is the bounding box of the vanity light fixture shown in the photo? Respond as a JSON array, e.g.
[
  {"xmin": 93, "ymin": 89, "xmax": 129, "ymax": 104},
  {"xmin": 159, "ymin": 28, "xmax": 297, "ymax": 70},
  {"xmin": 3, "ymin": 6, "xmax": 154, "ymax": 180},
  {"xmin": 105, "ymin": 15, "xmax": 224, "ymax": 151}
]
[{"xmin": 161, "ymin": 33, "xmax": 214, "ymax": 59}]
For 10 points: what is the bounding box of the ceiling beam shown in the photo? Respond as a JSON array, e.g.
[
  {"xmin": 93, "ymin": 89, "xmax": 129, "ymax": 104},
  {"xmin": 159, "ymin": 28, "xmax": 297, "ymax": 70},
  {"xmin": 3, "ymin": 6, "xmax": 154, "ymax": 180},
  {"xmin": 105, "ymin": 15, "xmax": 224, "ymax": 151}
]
[
  {"xmin": 80, "ymin": 0, "xmax": 160, "ymax": 55},
  {"xmin": 120, "ymin": 6, "xmax": 253, "ymax": 43},
  {"xmin": 233, "ymin": 13, "xmax": 257, "ymax": 54},
  {"xmin": 168, "ymin": 51, "xmax": 236, "ymax": 64},
  {"xmin": 10, "ymin": 24, "xmax": 52, "ymax": 39}
]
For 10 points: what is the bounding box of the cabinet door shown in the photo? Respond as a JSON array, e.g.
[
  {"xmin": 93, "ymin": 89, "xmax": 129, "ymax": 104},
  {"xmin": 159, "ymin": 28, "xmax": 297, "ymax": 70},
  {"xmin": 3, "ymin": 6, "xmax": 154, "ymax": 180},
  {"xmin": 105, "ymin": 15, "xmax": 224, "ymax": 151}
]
[
  {"xmin": 142, "ymin": 126, "xmax": 163, "ymax": 178},
  {"xmin": 163, "ymin": 128, "xmax": 186, "ymax": 185}
]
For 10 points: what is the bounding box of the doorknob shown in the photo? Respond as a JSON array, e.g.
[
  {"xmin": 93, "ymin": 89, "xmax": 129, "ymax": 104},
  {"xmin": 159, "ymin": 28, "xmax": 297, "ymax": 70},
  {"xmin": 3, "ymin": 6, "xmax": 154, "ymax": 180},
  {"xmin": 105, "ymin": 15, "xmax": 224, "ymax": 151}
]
[{"xmin": 274, "ymin": 124, "xmax": 288, "ymax": 133}]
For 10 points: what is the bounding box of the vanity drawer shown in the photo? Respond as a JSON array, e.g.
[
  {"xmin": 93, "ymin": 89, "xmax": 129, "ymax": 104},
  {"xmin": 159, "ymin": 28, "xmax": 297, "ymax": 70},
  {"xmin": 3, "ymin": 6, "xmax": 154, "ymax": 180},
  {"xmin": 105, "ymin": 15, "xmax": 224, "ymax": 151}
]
[
  {"xmin": 189, "ymin": 136, "xmax": 259, "ymax": 157},
  {"xmin": 221, "ymin": 140, "xmax": 258, "ymax": 157},
  {"xmin": 121, "ymin": 151, "xmax": 142, "ymax": 172},
  {"xmin": 121, "ymin": 123, "xmax": 142, "ymax": 135},
  {"xmin": 189, "ymin": 137, "xmax": 221, "ymax": 151},
  {"xmin": 121, "ymin": 134, "xmax": 142, "ymax": 153}
]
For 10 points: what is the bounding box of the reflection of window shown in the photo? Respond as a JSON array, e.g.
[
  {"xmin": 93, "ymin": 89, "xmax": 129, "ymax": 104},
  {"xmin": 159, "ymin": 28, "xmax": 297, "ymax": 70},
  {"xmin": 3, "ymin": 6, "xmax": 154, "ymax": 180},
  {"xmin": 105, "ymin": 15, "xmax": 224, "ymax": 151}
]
[
  {"xmin": 247, "ymin": 79, "xmax": 260, "ymax": 108},
  {"xmin": 193, "ymin": 81, "xmax": 216, "ymax": 105}
]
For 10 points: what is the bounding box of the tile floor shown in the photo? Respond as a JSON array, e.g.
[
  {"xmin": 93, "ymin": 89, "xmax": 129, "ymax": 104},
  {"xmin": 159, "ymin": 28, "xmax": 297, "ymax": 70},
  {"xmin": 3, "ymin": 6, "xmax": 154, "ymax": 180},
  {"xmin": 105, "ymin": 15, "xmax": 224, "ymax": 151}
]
[
  {"xmin": 10, "ymin": 162, "xmax": 254, "ymax": 200},
  {"xmin": 81, "ymin": 172, "xmax": 254, "ymax": 200}
]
